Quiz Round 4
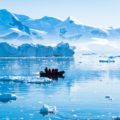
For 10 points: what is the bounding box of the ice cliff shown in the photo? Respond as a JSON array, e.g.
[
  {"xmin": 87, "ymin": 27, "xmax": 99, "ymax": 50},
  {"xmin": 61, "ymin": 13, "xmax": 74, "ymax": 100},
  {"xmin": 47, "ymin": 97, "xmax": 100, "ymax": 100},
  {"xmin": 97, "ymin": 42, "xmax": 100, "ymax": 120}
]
[{"xmin": 0, "ymin": 42, "xmax": 74, "ymax": 57}]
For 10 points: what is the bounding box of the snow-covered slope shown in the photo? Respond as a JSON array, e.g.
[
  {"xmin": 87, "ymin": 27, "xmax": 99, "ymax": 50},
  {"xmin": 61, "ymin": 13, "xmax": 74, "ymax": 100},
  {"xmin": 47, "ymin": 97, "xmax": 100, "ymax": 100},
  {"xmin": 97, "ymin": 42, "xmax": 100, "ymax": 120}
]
[
  {"xmin": 0, "ymin": 9, "xmax": 45, "ymax": 40},
  {"xmin": 0, "ymin": 9, "xmax": 30, "ymax": 34},
  {"xmin": 54, "ymin": 16, "xmax": 108, "ymax": 39},
  {"xmin": 0, "ymin": 9, "xmax": 120, "ymax": 40},
  {"xmin": 20, "ymin": 16, "xmax": 62, "ymax": 33},
  {"xmin": 16, "ymin": 15, "xmax": 111, "ymax": 40}
]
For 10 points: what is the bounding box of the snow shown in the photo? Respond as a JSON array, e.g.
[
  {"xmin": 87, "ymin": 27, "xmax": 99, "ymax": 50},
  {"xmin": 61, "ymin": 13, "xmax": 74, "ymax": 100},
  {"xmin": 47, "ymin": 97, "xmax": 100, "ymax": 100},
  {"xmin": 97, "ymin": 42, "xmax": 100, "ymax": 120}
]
[
  {"xmin": 64, "ymin": 16, "xmax": 81, "ymax": 24},
  {"xmin": 0, "ymin": 93, "xmax": 17, "ymax": 102},
  {"xmin": 40, "ymin": 104, "xmax": 56, "ymax": 115},
  {"xmin": 0, "ymin": 42, "xmax": 74, "ymax": 57},
  {"xmin": 1, "ymin": 9, "xmax": 120, "ymax": 56},
  {"xmin": 0, "ymin": 9, "xmax": 120, "ymax": 40},
  {"xmin": 0, "ymin": 9, "xmax": 19, "ymax": 26}
]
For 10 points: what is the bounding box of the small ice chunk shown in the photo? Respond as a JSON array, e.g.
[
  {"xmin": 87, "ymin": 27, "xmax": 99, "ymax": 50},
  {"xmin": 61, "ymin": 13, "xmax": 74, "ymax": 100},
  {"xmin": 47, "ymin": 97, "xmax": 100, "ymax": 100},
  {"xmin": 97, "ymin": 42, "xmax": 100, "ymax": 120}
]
[
  {"xmin": 20, "ymin": 118, "xmax": 24, "ymax": 120},
  {"xmin": 0, "ymin": 93, "xmax": 17, "ymax": 103},
  {"xmin": 73, "ymin": 114, "xmax": 77, "ymax": 118},
  {"xmin": 40, "ymin": 104, "xmax": 56, "ymax": 116},
  {"xmin": 38, "ymin": 101, "xmax": 42, "ymax": 104},
  {"xmin": 48, "ymin": 95, "xmax": 53, "ymax": 98},
  {"xmin": 29, "ymin": 114, "xmax": 34, "ymax": 117},
  {"xmin": 109, "ymin": 98, "xmax": 113, "ymax": 100},
  {"xmin": 72, "ymin": 109, "xmax": 74, "ymax": 112},
  {"xmin": 105, "ymin": 96, "xmax": 110, "ymax": 99},
  {"xmin": 112, "ymin": 116, "xmax": 120, "ymax": 120},
  {"xmin": 99, "ymin": 59, "xmax": 115, "ymax": 63},
  {"xmin": 105, "ymin": 96, "xmax": 113, "ymax": 100}
]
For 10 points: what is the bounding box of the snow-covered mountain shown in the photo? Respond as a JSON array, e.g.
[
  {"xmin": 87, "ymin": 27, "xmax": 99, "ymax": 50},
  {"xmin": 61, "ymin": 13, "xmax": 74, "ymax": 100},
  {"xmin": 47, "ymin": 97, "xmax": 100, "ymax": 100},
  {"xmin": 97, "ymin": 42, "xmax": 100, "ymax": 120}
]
[
  {"xmin": 0, "ymin": 9, "xmax": 120, "ymax": 40},
  {"xmin": 0, "ymin": 9, "xmax": 45, "ymax": 40}
]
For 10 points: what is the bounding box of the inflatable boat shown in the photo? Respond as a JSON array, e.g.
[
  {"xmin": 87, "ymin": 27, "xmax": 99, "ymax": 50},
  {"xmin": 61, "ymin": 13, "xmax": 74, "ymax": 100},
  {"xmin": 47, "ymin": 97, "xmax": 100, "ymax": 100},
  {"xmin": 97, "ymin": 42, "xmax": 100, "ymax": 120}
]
[{"xmin": 40, "ymin": 71, "xmax": 65, "ymax": 79}]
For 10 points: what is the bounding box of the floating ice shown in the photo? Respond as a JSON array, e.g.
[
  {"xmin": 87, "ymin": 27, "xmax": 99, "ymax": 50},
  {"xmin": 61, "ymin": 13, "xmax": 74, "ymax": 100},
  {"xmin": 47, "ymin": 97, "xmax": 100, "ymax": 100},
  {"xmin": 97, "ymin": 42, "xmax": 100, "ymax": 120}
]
[
  {"xmin": 40, "ymin": 104, "xmax": 56, "ymax": 116},
  {"xmin": 82, "ymin": 53, "xmax": 96, "ymax": 55},
  {"xmin": 105, "ymin": 96, "xmax": 110, "ymax": 99},
  {"xmin": 0, "ymin": 76, "xmax": 53, "ymax": 85},
  {"xmin": 99, "ymin": 59, "xmax": 115, "ymax": 63},
  {"xmin": 112, "ymin": 116, "xmax": 120, "ymax": 120},
  {"xmin": 27, "ymin": 80, "xmax": 53, "ymax": 84},
  {"xmin": 73, "ymin": 114, "xmax": 77, "ymax": 118},
  {"xmin": 105, "ymin": 96, "xmax": 113, "ymax": 100},
  {"xmin": 0, "ymin": 93, "xmax": 17, "ymax": 103}
]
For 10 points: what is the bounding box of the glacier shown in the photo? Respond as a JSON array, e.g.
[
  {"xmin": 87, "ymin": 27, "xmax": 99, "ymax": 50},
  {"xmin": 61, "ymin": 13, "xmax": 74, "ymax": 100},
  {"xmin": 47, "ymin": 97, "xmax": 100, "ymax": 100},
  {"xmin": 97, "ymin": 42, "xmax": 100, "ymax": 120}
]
[
  {"xmin": 1, "ymin": 9, "xmax": 120, "ymax": 56},
  {"xmin": 0, "ymin": 42, "xmax": 74, "ymax": 57},
  {"xmin": 0, "ymin": 9, "xmax": 120, "ymax": 41}
]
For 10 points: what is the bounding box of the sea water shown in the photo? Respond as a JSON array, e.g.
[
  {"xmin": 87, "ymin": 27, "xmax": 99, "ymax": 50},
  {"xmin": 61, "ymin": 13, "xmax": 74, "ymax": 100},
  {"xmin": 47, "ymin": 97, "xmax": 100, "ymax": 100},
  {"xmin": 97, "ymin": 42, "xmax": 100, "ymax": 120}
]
[{"xmin": 0, "ymin": 56, "xmax": 120, "ymax": 120}]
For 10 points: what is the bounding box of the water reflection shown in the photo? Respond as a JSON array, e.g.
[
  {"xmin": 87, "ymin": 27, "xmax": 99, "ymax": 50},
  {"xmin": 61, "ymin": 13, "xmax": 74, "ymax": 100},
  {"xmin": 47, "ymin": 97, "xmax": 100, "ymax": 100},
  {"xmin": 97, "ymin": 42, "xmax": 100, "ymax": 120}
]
[
  {"xmin": 0, "ymin": 56, "xmax": 120, "ymax": 119},
  {"xmin": 0, "ymin": 57, "xmax": 73, "ymax": 76}
]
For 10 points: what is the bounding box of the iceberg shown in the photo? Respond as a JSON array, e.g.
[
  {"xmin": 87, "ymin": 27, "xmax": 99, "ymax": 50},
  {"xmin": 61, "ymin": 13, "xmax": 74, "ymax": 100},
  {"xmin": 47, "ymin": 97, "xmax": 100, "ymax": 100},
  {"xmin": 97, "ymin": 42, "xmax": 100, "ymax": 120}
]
[
  {"xmin": 0, "ymin": 42, "xmax": 74, "ymax": 57},
  {"xmin": 0, "ymin": 93, "xmax": 17, "ymax": 103},
  {"xmin": 53, "ymin": 42, "xmax": 75, "ymax": 57},
  {"xmin": 40, "ymin": 104, "xmax": 56, "ymax": 116},
  {"xmin": 112, "ymin": 116, "xmax": 120, "ymax": 120}
]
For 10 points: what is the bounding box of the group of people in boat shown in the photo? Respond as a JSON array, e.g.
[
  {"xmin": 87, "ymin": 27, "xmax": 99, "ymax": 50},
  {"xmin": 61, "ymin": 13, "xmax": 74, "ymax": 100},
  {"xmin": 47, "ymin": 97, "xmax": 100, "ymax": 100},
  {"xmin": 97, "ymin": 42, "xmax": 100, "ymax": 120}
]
[{"xmin": 45, "ymin": 67, "xmax": 58, "ymax": 74}]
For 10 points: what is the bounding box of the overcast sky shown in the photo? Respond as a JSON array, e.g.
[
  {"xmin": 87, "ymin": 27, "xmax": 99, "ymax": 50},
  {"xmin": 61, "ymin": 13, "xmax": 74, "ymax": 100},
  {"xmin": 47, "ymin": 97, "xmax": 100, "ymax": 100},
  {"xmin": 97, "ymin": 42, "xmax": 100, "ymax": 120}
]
[{"xmin": 0, "ymin": 0, "xmax": 119, "ymax": 28}]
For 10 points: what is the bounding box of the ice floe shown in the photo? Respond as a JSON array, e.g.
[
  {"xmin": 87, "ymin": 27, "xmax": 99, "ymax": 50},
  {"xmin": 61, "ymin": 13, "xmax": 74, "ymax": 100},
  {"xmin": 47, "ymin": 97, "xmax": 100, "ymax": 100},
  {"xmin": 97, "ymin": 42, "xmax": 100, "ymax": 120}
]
[
  {"xmin": 0, "ymin": 93, "xmax": 17, "ymax": 103},
  {"xmin": 112, "ymin": 116, "xmax": 120, "ymax": 120},
  {"xmin": 105, "ymin": 96, "xmax": 113, "ymax": 100},
  {"xmin": 0, "ymin": 76, "xmax": 53, "ymax": 85},
  {"xmin": 40, "ymin": 104, "xmax": 56, "ymax": 116},
  {"xmin": 99, "ymin": 59, "xmax": 115, "ymax": 63}
]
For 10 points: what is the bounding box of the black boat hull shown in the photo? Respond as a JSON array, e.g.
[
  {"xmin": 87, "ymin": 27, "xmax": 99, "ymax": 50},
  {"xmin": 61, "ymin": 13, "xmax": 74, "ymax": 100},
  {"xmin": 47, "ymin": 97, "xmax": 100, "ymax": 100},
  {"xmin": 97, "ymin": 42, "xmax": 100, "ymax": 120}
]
[{"xmin": 40, "ymin": 71, "xmax": 65, "ymax": 79}]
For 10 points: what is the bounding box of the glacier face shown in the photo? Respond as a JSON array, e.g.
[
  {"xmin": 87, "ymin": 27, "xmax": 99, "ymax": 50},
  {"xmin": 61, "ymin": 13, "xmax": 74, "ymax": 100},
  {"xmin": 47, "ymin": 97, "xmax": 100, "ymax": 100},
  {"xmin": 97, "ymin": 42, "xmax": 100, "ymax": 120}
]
[
  {"xmin": 0, "ymin": 9, "xmax": 120, "ymax": 40},
  {"xmin": 0, "ymin": 42, "xmax": 74, "ymax": 57}
]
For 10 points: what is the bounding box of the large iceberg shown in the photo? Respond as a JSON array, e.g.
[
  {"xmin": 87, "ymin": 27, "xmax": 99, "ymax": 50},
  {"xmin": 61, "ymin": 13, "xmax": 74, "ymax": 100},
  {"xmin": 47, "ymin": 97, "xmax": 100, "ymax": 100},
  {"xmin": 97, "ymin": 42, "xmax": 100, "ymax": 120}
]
[{"xmin": 0, "ymin": 42, "xmax": 74, "ymax": 57}]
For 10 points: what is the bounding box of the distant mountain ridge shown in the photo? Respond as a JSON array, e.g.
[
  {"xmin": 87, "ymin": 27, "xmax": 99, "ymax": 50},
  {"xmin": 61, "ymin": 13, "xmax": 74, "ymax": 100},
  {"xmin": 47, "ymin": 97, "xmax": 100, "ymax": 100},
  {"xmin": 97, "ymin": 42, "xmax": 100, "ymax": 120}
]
[{"xmin": 0, "ymin": 9, "xmax": 120, "ymax": 40}]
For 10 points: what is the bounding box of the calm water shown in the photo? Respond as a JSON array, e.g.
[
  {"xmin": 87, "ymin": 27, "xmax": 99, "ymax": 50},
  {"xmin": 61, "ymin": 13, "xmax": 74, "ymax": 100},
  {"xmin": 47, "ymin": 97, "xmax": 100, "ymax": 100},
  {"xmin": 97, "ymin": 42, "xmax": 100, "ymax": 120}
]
[{"xmin": 0, "ymin": 56, "xmax": 120, "ymax": 120}]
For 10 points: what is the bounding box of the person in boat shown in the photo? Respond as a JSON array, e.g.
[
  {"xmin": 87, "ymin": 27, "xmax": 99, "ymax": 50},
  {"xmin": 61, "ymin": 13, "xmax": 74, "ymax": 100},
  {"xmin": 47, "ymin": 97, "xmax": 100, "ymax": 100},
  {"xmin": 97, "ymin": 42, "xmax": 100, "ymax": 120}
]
[
  {"xmin": 48, "ymin": 69, "xmax": 52, "ymax": 73},
  {"xmin": 55, "ymin": 69, "xmax": 58, "ymax": 73},
  {"xmin": 45, "ymin": 67, "xmax": 48, "ymax": 73},
  {"xmin": 52, "ymin": 68, "xmax": 55, "ymax": 73}
]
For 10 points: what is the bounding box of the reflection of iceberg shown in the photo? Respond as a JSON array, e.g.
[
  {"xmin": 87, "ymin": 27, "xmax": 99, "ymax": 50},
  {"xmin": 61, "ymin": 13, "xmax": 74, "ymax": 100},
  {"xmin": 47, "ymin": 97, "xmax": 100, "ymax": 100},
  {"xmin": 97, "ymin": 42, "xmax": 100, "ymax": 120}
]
[
  {"xmin": 0, "ymin": 93, "xmax": 17, "ymax": 103},
  {"xmin": 0, "ymin": 57, "xmax": 73, "ymax": 77},
  {"xmin": 0, "ymin": 42, "xmax": 74, "ymax": 57},
  {"xmin": 0, "ymin": 57, "xmax": 73, "ymax": 96}
]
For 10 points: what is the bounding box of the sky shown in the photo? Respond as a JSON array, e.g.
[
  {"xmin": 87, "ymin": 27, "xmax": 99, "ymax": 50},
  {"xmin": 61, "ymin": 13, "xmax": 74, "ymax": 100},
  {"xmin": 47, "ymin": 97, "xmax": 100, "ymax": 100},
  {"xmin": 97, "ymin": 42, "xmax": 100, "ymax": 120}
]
[{"xmin": 0, "ymin": 0, "xmax": 119, "ymax": 28}]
